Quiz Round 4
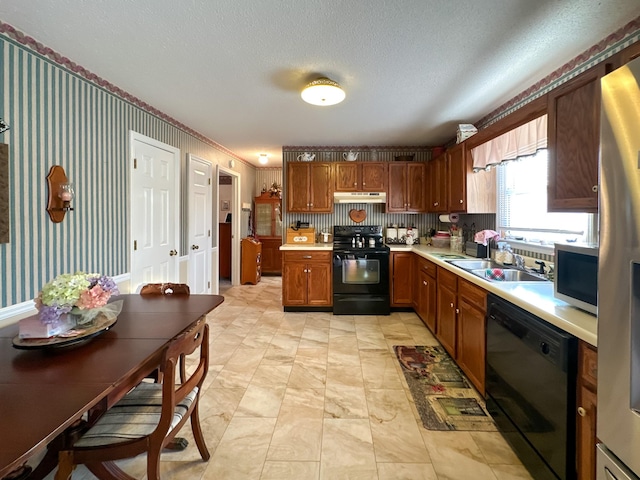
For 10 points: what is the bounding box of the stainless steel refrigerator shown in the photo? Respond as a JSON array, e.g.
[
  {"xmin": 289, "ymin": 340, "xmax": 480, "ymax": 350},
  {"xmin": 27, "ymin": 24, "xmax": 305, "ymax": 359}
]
[{"xmin": 598, "ymin": 55, "xmax": 640, "ymax": 479}]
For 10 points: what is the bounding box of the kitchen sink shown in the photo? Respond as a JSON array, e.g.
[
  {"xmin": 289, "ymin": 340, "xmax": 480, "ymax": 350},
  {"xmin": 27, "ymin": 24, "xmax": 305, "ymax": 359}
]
[
  {"xmin": 447, "ymin": 259, "xmax": 500, "ymax": 270},
  {"xmin": 470, "ymin": 268, "xmax": 548, "ymax": 282}
]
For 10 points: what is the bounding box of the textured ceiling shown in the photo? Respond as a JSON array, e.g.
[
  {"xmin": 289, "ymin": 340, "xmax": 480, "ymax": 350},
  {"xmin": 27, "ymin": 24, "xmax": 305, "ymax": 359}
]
[{"xmin": 1, "ymin": 1, "xmax": 639, "ymax": 167}]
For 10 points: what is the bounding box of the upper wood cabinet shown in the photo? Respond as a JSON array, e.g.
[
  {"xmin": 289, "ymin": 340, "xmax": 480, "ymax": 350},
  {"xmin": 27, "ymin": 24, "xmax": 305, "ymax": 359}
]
[
  {"xmin": 428, "ymin": 144, "xmax": 495, "ymax": 214},
  {"xmin": 334, "ymin": 162, "xmax": 387, "ymax": 192},
  {"xmin": 547, "ymin": 63, "xmax": 608, "ymax": 213},
  {"xmin": 428, "ymin": 154, "xmax": 448, "ymax": 213},
  {"xmin": 387, "ymin": 162, "xmax": 426, "ymax": 213},
  {"xmin": 286, "ymin": 162, "xmax": 333, "ymax": 213}
]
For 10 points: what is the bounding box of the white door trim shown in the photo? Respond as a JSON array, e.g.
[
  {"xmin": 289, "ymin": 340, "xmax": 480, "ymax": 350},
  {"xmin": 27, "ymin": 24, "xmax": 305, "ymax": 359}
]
[
  {"xmin": 129, "ymin": 131, "xmax": 181, "ymax": 292},
  {"xmin": 217, "ymin": 165, "xmax": 242, "ymax": 286}
]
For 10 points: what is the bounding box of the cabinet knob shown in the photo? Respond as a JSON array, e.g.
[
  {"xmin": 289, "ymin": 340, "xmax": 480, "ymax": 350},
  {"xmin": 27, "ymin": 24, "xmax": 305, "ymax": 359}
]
[
  {"xmin": 362, "ymin": 182, "xmax": 366, "ymax": 186},
  {"xmin": 434, "ymin": 202, "xmax": 439, "ymax": 207},
  {"xmin": 592, "ymin": 185, "xmax": 598, "ymax": 193},
  {"xmin": 354, "ymin": 182, "xmax": 357, "ymax": 186},
  {"xmin": 455, "ymin": 308, "xmax": 460, "ymax": 314},
  {"xmin": 309, "ymin": 203, "xmax": 313, "ymax": 207},
  {"xmin": 423, "ymin": 280, "xmax": 427, "ymax": 285},
  {"xmin": 450, "ymin": 302, "xmax": 454, "ymax": 308},
  {"xmin": 459, "ymin": 199, "xmax": 463, "ymax": 204},
  {"xmin": 577, "ymin": 406, "xmax": 587, "ymax": 417}
]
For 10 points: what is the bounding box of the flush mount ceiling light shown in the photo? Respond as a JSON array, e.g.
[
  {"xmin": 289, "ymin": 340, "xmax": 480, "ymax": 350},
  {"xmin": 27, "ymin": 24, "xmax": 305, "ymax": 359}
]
[
  {"xmin": 258, "ymin": 153, "xmax": 269, "ymax": 165},
  {"xmin": 301, "ymin": 77, "xmax": 345, "ymax": 106}
]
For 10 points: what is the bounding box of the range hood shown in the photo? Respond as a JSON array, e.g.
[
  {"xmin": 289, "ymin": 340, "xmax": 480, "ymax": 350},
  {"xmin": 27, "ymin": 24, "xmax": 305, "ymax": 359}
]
[{"xmin": 333, "ymin": 192, "xmax": 387, "ymax": 204}]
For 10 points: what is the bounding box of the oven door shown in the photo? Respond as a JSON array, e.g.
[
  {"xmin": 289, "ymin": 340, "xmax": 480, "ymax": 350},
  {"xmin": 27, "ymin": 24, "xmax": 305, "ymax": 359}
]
[{"xmin": 333, "ymin": 251, "xmax": 389, "ymax": 295}]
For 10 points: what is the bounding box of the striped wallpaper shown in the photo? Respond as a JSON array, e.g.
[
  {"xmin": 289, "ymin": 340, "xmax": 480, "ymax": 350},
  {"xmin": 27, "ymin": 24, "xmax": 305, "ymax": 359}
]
[{"xmin": 0, "ymin": 33, "xmax": 256, "ymax": 308}]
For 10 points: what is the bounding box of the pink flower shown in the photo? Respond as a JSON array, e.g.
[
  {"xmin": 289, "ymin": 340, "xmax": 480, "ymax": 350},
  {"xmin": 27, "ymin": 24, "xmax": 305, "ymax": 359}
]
[{"xmin": 77, "ymin": 285, "xmax": 110, "ymax": 309}]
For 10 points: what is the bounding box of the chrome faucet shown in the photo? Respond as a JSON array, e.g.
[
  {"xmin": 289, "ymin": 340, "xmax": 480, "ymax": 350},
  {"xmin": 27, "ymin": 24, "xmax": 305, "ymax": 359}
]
[{"xmin": 513, "ymin": 254, "xmax": 525, "ymax": 270}]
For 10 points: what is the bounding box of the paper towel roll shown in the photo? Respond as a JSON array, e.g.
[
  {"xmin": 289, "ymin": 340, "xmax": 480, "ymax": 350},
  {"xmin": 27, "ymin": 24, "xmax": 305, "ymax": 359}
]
[{"xmin": 438, "ymin": 213, "xmax": 460, "ymax": 223}]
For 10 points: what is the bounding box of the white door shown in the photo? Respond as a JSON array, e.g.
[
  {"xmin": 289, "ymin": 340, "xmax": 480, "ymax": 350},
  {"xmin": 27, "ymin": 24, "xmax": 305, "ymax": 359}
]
[
  {"xmin": 130, "ymin": 132, "xmax": 181, "ymax": 292},
  {"xmin": 187, "ymin": 154, "xmax": 212, "ymax": 294}
]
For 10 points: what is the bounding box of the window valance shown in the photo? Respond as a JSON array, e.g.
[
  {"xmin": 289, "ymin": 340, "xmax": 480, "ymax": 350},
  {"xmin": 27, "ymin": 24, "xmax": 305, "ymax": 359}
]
[{"xmin": 471, "ymin": 114, "xmax": 547, "ymax": 171}]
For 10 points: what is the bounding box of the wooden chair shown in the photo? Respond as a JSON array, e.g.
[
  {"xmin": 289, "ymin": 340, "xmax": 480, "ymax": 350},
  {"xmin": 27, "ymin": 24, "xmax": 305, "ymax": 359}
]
[{"xmin": 55, "ymin": 320, "xmax": 210, "ymax": 480}]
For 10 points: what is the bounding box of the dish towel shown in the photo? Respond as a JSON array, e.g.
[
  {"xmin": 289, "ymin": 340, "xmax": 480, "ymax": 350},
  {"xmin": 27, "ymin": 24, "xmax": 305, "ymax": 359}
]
[
  {"xmin": 485, "ymin": 268, "xmax": 505, "ymax": 281},
  {"xmin": 474, "ymin": 230, "xmax": 500, "ymax": 246}
]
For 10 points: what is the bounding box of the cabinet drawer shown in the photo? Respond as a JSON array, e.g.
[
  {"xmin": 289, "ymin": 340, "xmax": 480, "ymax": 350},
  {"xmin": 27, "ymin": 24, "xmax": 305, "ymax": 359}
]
[
  {"xmin": 458, "ymin": 278, "xmax": 486, "ymax": 311},
  {"xmin": 579, "ymin": 341, "xmax": 597, "ymax": 388},
  {"xmin": 283, "ymin": 251, "xmax": 331, "ymax": 263},
  {"xmin": 418, "ymin": 257, "xmax": 437, "ymax": 278},
  {"xmin": 437, "ymin": 267, "xmax": 458, "ymax": 290}
]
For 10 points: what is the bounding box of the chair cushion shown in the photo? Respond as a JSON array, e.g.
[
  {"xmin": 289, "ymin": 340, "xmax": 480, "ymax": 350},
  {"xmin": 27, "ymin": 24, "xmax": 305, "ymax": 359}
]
[{"xmin": 74, "ymin": 383, "xmax": 199, "ymax": 447}]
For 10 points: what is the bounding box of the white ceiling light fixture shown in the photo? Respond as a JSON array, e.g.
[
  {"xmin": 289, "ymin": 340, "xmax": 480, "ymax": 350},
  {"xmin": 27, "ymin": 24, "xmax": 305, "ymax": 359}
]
[
  {"xmin": 258, "ymin": 153, "xmax": 269, "ymax": 165},
  {"xmin": 301, "ymin": 77, "xmax": 345, "ymax": 106}
]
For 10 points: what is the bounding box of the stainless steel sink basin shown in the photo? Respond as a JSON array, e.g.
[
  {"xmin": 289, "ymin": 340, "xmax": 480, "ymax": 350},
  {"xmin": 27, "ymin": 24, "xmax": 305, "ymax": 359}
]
[
  {"xmin": 447, "ymin": 259, "xmax": 500, "ymax": 270},
  {"xmin": 470, "ymin": 268, "xmax": 548, "ymax": 282}
]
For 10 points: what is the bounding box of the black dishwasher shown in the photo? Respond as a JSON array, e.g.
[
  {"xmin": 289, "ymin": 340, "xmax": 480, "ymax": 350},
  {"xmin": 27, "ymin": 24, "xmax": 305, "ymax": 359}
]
[{"xmin": 486, "ymin": 294, "xmax": 577, "ymax": 480}]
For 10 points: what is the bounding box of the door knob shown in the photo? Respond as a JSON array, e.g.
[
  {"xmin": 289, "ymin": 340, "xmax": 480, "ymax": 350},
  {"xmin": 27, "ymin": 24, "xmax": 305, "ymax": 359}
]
[
  {"xmin": 191, "ymin": 245, "xmax": 199, "ymax": 250},
  {"xmin": 169, "ymin": 249, "xmax": 178, "ymax": 256}
]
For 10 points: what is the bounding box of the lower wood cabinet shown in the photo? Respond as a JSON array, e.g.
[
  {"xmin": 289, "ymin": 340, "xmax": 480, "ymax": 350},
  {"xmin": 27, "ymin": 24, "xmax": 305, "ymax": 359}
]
[
  {"xmin": 577, "ymin": 341, "xmax": 597, "ymax": 480},
  {"xmin": 456, "ymin": 278, "xmax": 487, "ymax": 396},
  {"xmin": 434, "ymin": 264, "xmax": 487, "ymax": 394},
  {"xmin": 282, "ymin": 251, "xmax": 332, "ymax": 307},
  {"xmin": 390, "ymin": 252, "xmax": 414, "ymax": 307},
  {"xmin": 436, "ymin": 267, "xmax": 458, "ymax": 358},
  {"xmin": 415, "ymin": 257, "xmax": 437, "ymax": 333},
  {"xmin": 240, "ymin": 237, "xmax": 262, "ymax": 285}
]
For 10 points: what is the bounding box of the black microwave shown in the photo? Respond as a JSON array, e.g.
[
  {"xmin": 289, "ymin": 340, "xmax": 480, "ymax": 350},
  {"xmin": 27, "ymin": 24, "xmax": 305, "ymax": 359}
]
[{"xmin": 554, "ymin": 243, "xmax": 598, "ymax": 315}]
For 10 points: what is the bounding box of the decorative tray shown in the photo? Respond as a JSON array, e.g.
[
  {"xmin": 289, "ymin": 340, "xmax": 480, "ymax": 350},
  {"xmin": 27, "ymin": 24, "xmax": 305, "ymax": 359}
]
[{"xmin": 12, "ymin": 314, "xmax": 117, "ymax": 350}]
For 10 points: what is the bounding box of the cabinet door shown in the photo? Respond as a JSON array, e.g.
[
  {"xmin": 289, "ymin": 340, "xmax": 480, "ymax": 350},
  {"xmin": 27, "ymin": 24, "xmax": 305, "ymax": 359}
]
[
  {"xmin": 436, "ymin": 283, "xmax": 457, "ymax": 358},
  {"xmin": 576, "ymin": 385, "xmax": 597, "ymax": 480},
  {"xmin": 448, "ymin": 144, "xmax": 466, "ymax": 212},
  {"xmin": 260, "ymin": 238, "xmax": 282, "ymax": 275},
  {"xmin": 282, "ymin": 262, "xmax": 308, "ymax": 305},
  {"xmin": 361, "ymin": 162, "xmax": 387, "ymax": 191},
  {"xmin": 309, "ymin": 163, "xmax": 333, "ymax": 212},
  {"xmin": 429, "ymin": 155, "xmax": 448, "ymax": 213},
  {"xmin": 387, "ymin": 163, "xmax": 407, "ymax": 212},
  {"xmin": 287, "ymin": 163, "xmax": 310, "ymax": 212},
  {"xmin": 307, "ymin": 261, "xmax": 332, "ymax": 306},
  {"xmin": 334, "ymin": 162, "xmax": 359, "ymax": 192},
  {"xmin": 255, "ymin": 202, "xmax": 273, "ymax": 237},
  {"xmin": 547, "ymin": 64, "xmax": 606, "ymax": 213},
  {"xmin": 391, "ymin": 252, "xmax": 413, "ymax": 306},
  {"xmin": 457, "ymin": 297, "xmax": 486, "ymax": 395},
  {"xmin": 417, "ymin": 269, "xmax": 437, "ymax": 333},
  {"xmin": 406, "ymin": 163, "xmax": 426, "ymax": 212}
]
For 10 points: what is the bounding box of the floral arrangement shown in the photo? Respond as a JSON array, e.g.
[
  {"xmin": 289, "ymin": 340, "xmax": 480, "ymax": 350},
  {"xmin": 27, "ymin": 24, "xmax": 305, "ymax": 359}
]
[{"xmin": 36, "ymin": 272, "xmax": 120, "ymax": 324}]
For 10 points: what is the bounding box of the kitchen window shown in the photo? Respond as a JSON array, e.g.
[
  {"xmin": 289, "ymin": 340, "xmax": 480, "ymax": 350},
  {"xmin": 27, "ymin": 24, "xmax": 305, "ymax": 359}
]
[{"xmin": 496, "ymin": 149, "xmax": 597, "ymax": 249}]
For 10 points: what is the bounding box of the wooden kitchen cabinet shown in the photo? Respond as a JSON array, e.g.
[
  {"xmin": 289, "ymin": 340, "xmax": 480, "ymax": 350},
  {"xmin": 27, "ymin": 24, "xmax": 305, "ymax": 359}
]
[
  {"xmin": 456, "ymin": 278, "xmax": 487, "ymax": 395},
  {"xmin": 547, "ymin": 63, "xmax": 607, "ymax": 213},
  {"xmin": 387, "ymin": 162, "xmax": 426, "ymax": 212},
  {"xmin": 415, "ymin": 256, "xmax": 437, "ymax": 333},
  {"xmin": 286, "ymin": 162, "xmax": 333, "ymax": 213},
  {"xmin": 576, "ymin": 341, "xmax": 598, "ymax": 480},
  {"xmin": 428, "ymin": 154, "xmax": 448, "ymax": 213},
  {"xmin": 282, "ymin": 251, "xmax": 332, "ymax": 307},
  {"xmin": 436, "ymin": 267, "xmax": 458, "ymax": 357},
  {"xmin": 447, "ymin": 142, "xmax": 496, "ymax": 214},
  {"xmin": 334, "ymin": 162, "xmax": 387, "ymax": 192},
  {"xmin": 254, "ymin": 192, "xmax": 282, "ymax": 274},
  {"xmin": 390, "ymin": 252, "xmax": 414, "ymax": 306}
]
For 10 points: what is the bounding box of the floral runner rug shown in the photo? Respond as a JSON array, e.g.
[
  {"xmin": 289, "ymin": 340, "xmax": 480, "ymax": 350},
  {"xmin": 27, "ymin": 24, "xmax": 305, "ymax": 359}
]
[{"xmin": 394, "ymin": 345, "xmax": 497, "ymax": 432}]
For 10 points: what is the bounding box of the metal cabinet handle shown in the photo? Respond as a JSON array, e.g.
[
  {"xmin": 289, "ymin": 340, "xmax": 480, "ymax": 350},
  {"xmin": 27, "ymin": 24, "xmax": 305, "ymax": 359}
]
[
  {"xmin": 191, "ymin": 245, "xmax": 199, "ymax": 250},
  {"xmin": 169, "ymin": 249, "xmax": 178, "ymax": 256},
  {"xmin": 302, "ymin": 255, "xmax": 312, "ymax": 259},
  {"xmin": 577, "ymin": 406, "xmax": 586, "ymax": 417}
]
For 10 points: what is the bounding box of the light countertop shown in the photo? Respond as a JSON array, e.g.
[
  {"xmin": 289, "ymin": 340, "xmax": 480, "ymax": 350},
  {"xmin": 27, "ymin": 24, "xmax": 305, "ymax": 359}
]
[{"xmin": 281, "ymin": 242, "xmax": 597, "ymax": 346}]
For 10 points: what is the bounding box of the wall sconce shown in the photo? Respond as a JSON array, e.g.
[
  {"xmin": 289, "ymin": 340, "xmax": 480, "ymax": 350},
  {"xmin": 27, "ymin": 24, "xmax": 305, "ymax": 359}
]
[{"xmin": 46, "ymin": 165, "xmax": 74, "ymax": 223}]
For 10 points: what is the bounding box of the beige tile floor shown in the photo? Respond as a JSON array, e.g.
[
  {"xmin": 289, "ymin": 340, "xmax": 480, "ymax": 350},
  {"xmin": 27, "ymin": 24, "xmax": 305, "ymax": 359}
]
[{"xmin": 46, "ymin": 276, "xmax": 533, "ymax": 479}]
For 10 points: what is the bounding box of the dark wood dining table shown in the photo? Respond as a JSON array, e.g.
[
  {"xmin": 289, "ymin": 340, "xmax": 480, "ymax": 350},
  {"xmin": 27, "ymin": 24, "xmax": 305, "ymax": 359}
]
[{"xmin": 0, "ymin": 293, "xmax": 224, "ymax": 479}]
